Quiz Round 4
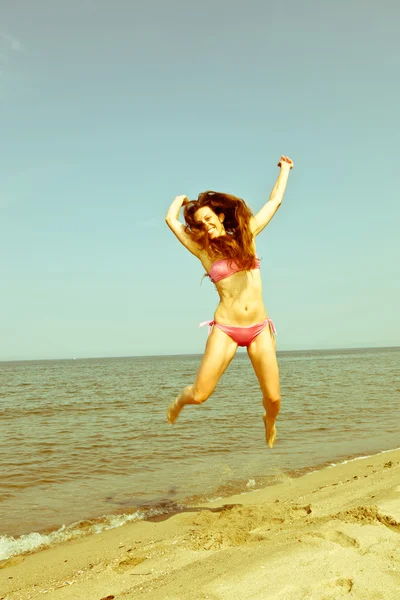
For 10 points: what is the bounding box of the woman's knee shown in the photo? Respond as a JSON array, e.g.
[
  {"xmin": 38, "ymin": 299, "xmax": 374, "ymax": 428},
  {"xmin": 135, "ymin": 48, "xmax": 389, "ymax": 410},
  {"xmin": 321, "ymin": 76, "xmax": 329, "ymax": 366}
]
[
  {"xmin": 262, "ymin": 391, "xmax": 280, "ymax": 407},
  {"xmin": 191, "ymin": 385, "xmax": 212, "ymax": 405}
]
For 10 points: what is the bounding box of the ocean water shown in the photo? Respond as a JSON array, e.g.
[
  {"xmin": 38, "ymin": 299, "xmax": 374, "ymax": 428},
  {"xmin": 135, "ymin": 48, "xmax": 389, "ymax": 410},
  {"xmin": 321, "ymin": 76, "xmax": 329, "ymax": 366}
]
[{"xmin": 0, "ymin": 347, "xmax": 399, "ymax": 560}]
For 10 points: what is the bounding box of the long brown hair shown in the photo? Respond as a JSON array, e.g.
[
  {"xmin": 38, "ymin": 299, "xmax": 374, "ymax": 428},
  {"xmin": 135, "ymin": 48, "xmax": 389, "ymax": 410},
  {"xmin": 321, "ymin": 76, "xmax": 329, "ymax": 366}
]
[{"xmin": 183, "ymin": 191, "xmax": 256, "ymax": 270}]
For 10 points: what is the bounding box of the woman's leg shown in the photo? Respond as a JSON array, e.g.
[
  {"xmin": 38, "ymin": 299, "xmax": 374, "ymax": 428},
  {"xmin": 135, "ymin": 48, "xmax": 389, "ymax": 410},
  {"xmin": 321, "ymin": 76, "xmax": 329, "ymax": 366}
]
[
  {"xmin": 246, "ymin": 324, "xmax": 280, "ymax": 448},
  {"xmin": 167, "ymin": 326, "xmax": 238, "ymax": 424}
]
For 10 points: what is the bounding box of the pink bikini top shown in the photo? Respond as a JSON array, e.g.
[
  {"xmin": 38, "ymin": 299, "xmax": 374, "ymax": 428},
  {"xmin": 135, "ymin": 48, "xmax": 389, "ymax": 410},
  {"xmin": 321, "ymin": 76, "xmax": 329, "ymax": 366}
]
[{"xmin": 207, "ymin": 257, "xmax": 261, "ymax": 284}]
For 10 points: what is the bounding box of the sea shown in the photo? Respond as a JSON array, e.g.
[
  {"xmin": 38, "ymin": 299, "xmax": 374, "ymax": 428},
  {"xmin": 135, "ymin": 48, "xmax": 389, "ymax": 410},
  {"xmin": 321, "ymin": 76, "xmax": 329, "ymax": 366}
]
[{"xmin": 0, "ymin": 347, "xmax": 399, "ymax": 561}]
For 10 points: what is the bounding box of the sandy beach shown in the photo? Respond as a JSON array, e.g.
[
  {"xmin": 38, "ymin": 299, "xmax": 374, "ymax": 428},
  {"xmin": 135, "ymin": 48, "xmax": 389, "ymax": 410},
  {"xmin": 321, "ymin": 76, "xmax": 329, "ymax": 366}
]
[{"xmin": 1, "ymin": 449, "xmax": 399, "ymax": 600}]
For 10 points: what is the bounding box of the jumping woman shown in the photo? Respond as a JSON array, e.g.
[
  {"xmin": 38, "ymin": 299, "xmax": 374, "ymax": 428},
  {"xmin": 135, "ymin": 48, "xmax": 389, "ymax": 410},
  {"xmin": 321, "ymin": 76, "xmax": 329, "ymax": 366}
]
[{"xmin": 165, "ymin": 155, "xmax": 294, "ymax": 448}]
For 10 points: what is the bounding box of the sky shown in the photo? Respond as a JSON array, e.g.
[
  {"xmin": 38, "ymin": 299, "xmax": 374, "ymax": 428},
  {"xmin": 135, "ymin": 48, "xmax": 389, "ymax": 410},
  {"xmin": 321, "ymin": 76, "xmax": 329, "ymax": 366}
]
[{"xmin": 1, "ymin": 0, "xmax": 399, "ymax": 360}]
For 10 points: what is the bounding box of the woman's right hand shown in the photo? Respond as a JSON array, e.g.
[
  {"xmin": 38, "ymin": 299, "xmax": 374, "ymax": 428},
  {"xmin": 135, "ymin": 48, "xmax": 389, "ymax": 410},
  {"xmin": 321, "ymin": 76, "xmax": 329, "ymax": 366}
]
[{"xmin": 175, "ymin": 195, "xmax": 189, "ymax": 206}]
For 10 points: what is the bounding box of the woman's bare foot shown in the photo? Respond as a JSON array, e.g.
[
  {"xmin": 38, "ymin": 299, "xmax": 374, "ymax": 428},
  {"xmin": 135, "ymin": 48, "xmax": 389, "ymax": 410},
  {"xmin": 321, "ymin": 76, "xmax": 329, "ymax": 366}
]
[
  {"xmin": 167, "ymin": 397, "xmax": 181, "ymax": 424},
  {"xmin": 167, "ymin": 386, "xmax": 195, "ymax": 424},
  {"xmin": 263, "ymin": 414, "xmax": 277, "ymax": 448}
]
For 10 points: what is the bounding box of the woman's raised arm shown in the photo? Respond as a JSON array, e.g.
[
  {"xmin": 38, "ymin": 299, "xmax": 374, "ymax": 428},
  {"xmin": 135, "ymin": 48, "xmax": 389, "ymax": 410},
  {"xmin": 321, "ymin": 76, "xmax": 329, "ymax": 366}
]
[
  {"xmin": 165, "ymin": 195, "xmax": 201, "ymax": 257},
  {"xmin": 250, "ymin": 156, "xmax": 293, "ymax": 236},
  {"xmin": 166, "ymin": 195, "xmax": 189, "ymax": 221}
]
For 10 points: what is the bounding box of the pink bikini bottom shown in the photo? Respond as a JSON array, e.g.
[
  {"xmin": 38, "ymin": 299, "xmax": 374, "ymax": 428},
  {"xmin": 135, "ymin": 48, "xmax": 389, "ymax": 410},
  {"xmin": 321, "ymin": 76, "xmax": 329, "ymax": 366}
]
[{"xmin": 199, "ymin": 318, "xmax": 277, "ymax": 347}]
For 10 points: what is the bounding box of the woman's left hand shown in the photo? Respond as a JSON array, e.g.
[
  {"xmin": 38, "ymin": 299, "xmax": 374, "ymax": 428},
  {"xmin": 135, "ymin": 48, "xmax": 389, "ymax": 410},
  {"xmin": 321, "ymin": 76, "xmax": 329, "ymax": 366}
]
[{"xmin": 277, "ymin": 155, "xmax": 294, "ymax": 169}]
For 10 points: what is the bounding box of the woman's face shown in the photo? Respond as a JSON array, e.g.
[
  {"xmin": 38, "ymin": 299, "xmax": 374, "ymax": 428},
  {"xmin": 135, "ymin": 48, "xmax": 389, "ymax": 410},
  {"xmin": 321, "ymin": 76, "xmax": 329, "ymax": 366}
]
[{"xmin": 193, "ymin": 206, "xmax": 225, "ymax": 239}]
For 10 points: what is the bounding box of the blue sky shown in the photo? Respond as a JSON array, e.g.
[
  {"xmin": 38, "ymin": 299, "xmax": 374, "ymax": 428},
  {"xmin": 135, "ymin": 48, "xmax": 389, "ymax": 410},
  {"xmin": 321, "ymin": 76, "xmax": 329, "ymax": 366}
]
[{"xmin": 1, "ymin": 0, "xmax": 399, "ymax": 360}]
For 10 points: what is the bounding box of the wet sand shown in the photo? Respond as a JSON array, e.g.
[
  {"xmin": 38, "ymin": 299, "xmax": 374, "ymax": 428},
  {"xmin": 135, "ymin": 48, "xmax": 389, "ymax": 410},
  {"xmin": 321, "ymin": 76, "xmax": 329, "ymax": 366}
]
[{"xmin": 1, "ymin": 449, "xmax": 399, "ymax": 600}]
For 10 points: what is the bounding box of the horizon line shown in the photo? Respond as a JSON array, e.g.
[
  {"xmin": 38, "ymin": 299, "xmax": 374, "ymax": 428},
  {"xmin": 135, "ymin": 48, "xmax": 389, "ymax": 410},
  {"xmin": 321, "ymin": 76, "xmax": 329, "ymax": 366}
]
[{"xmin": 0, "ymin": 344, "xmax": 399, "ymax": 364}]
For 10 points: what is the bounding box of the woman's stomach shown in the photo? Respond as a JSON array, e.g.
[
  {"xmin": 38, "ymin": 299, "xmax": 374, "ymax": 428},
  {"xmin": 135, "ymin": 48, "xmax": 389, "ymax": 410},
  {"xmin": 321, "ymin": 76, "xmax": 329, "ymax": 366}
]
[{"xmin": 214, "ymin": 290, "xmax": 267, "ymax": 326}]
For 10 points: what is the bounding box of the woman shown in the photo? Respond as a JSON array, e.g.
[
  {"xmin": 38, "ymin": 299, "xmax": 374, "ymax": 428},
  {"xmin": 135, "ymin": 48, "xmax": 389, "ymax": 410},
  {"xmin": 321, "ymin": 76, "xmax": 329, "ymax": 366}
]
[{"xmin": 165, "ymin": 155, "xmax": 293, "ymax": 448}]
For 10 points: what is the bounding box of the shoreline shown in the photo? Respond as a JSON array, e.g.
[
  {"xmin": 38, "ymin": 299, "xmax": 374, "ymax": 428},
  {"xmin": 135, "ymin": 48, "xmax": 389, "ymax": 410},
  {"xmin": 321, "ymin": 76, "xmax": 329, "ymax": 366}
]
[
  {"xmin": 1, "ymin": 447, "xmax": 400, "ymax": 599},
  {"xmin": 2, "ymin": 445, "xmax": 399, "ymax": 562}
]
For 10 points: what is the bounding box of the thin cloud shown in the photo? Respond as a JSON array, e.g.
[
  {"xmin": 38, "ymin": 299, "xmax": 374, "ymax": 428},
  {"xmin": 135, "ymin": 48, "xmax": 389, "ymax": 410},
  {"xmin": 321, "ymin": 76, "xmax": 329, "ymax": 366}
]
[
  {"xmin": 0, "ymin": 32, "xmax": 23, "ymax": 52},
  {"xmin": 0, "ymin": 31, "xmax": 24, "ymax": 83}
]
